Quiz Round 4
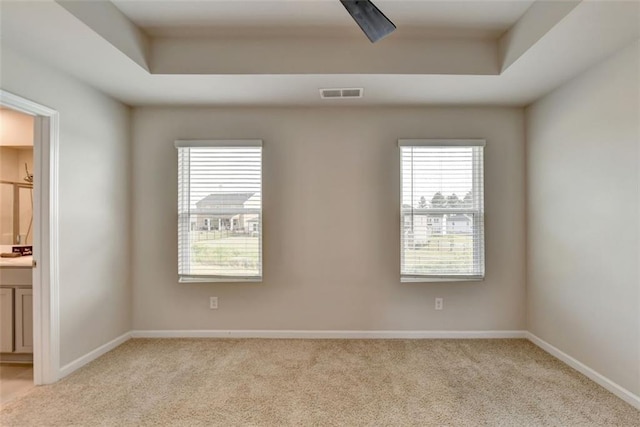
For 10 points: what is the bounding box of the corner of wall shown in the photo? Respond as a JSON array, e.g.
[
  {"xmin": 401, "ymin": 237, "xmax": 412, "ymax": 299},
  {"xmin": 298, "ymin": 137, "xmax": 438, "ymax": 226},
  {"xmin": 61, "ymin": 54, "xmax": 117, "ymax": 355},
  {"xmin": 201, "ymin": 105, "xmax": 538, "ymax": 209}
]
[{"xmin": 126, "ymin": 104, "xmax": 135, "ymax": 332}]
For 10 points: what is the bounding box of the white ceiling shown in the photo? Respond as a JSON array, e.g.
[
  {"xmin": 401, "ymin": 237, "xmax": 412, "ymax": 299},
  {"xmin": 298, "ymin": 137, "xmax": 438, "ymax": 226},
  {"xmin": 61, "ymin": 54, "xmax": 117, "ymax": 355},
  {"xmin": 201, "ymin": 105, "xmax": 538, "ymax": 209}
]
[
  {"xmin": 0, "ymin": 1, "xmax": 638, "ymax": 107},
  {"xmin": 111, "ymin": 0, "xmax": 534, "ymax": 38}
]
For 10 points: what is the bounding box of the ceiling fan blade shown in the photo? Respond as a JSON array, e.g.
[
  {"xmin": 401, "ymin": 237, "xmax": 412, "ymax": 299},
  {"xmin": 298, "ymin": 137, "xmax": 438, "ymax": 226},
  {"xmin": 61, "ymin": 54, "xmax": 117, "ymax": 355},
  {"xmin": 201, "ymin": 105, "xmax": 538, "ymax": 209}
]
[{"xmin": 340, "ymin": 0, "xmax": 396, "ymax": 43}]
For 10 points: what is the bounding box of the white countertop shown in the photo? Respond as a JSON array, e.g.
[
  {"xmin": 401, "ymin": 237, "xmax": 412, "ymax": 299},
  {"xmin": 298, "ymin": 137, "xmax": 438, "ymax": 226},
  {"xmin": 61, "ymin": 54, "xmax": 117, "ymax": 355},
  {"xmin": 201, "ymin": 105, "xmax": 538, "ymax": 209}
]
[
  {"xmin": 0, "ymin": 246, "xmax": 33, "ymax": 268},
  {"xmin": 0, "ymin": 255, "xmax": 32, "ymax": 268}
]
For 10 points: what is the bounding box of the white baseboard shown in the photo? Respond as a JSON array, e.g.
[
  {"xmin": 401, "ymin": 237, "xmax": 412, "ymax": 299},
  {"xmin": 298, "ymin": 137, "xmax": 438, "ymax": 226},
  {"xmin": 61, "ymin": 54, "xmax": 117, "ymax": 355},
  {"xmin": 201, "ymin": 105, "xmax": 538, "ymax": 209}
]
[
  {"xmin": 58, "ymin": 332, "xmax": 131, "ymax": 379},
  {"xmin": 130, "ymin": 330, "xmax": 527, "ymax": 339},
  {"xmin": 526, "ymin": 332, "xmax": 640, "ymax": 410}
]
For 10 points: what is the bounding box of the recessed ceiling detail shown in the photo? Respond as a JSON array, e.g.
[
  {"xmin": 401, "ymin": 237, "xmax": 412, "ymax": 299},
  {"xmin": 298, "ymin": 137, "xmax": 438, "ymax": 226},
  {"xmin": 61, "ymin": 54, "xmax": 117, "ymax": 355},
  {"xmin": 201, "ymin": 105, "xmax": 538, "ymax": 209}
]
[
  {"xmin": 53, "ymin": 0, "xmax": 582, "ymax": 77},
  {"xmin": 1, "ymin": 1, "xmax": 638, "ymax": 106},
  {"xmin": 110, "ymin": 0, "xmax": 535, "ymax": 39}
]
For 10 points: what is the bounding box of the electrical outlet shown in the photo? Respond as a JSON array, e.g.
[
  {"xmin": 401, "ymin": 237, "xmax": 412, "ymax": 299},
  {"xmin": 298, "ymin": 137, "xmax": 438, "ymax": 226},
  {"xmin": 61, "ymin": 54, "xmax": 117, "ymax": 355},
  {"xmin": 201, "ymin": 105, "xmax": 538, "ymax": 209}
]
[
  {"xmin": 435, "ymin": 298, "xmax": 443, "ymax": 310},
  {"xmin": 209, "ymin": 297, "xmax": 218, "ymax": 310}
]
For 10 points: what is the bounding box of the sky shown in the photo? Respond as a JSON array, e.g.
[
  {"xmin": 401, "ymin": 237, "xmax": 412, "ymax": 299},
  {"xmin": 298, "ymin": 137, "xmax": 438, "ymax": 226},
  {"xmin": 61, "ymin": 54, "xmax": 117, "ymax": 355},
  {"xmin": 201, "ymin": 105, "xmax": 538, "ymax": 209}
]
[
  {"xmin": 180, "ymin": 146, "xmax": 262, "ymax": 210},
  {"xmin": 401, "ymin": 146, "xmax": 482, "ymax": 208}
]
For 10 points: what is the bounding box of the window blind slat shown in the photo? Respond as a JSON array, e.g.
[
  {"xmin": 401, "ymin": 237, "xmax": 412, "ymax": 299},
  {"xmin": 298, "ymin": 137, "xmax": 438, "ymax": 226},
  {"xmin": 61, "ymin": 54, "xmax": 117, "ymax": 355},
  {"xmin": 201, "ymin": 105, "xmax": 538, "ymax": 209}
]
[
  {"xmin": 177, "ymin": 144, "xmax": 263, "ymax": 282},
  {"xmin": 400, "ymin": 144, "xmax": 485, "ymax": 281}
]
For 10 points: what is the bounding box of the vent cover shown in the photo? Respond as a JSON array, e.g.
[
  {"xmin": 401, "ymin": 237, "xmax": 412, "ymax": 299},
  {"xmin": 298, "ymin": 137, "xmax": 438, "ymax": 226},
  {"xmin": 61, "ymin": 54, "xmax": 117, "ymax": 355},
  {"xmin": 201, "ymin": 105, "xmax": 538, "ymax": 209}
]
[{"xmin": 320, "ymin": 88, "xmax": 364, "ymax": 99}]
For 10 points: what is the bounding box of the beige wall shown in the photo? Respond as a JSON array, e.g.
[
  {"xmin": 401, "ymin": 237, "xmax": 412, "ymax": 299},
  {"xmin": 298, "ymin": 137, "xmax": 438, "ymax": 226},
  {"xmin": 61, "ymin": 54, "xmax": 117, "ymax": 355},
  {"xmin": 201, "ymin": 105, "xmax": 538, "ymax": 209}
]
[
  {"xmin": 0, "ymin": 47, "xmax": 132, "ymax": 365},
  {"xmin": 0, "ymin": 147, "xmax": 20, "ymax": 182},
  {"xmin": 526, "ymin": 41, "xmax": 640, "ymax": 395},
  {"xmin": 0, "ymin": 147, "xmax": 34, "ymax": 182},
  {"xmin": 0, "ymin": 108, "xmax": 34, "ymax": 147},
  {"xmin": 132, "ymin": 106, "xmax": 525, "ymax": 332}
]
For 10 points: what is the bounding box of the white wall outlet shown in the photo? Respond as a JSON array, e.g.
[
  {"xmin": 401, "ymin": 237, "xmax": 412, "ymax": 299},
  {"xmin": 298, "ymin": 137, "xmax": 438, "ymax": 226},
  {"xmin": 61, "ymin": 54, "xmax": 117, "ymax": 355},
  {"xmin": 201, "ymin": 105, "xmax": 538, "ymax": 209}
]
[
  {"xmin": 435, "ymin": 298, "xmax": 444, "ymax": 310},
  {"xmin": 209, "ymin": 297, "xmax": 218, "ymax": 310}
]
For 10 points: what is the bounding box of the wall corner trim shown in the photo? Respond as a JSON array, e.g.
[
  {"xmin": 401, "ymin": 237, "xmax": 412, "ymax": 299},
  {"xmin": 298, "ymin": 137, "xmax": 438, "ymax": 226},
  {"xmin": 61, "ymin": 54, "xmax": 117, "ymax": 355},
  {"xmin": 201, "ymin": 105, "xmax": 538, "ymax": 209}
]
[
  {"xmin": 58, "ymin": 332, "xmax": 132, "ymax": 379},
  {"xmin": 526, "ymin": 332, "xmax": 640, "ymax": 410}
]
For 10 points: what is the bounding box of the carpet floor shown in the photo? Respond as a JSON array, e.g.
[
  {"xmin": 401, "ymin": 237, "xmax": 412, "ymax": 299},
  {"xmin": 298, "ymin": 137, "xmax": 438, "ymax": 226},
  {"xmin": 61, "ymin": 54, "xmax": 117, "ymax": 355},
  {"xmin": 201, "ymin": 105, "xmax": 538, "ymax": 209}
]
[{"xmin": 1, "ymin": 339, "xmax": 638, "ymax": 426}]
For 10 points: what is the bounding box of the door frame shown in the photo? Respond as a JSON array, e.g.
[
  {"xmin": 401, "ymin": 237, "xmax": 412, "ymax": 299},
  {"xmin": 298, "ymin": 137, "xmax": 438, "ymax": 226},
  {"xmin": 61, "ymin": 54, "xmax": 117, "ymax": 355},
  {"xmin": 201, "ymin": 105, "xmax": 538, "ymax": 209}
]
[{"xmin": 1, "ymin": 89, "xmax": 60, "ymax": 385}]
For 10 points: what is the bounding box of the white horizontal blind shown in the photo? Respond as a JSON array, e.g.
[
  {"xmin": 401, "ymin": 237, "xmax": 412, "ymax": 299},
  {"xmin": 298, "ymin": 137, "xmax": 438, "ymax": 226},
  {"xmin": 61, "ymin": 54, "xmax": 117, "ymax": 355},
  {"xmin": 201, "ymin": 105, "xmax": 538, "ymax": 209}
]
[
  {"xmin": 176, "ymin": 140, "xmax": 262, "ymax": 282},
  {"xmin": 399, "ymin": 140, "xmax": 485, "ymax": 281}
]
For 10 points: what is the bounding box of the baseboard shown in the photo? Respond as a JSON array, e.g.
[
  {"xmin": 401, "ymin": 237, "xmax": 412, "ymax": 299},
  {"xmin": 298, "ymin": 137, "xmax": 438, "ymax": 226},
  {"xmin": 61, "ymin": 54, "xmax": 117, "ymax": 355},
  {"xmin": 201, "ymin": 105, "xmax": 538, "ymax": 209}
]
[
  {"xmin": 58, "ymin": 331, "xmax": 131, "ymax": 379},
  {"xmin": 0, "ymin": 353, "xmax": 33, "ymax": 364},
  {"xmin": 130, "ymin": 330, "xmax": 527, "ymax": 339},
  {"xmin": 526, "ymin": 332, "xmax": 640, "ymax": 410}
]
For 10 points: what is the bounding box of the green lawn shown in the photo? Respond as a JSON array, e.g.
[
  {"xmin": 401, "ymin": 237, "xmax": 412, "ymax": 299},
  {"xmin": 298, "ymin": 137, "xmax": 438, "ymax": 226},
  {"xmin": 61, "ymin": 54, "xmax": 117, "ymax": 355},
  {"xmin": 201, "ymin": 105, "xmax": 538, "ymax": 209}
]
[
  {"xmin": 186, "ymin": 232, "xmax": 474, "ymax": 276},
  {"xmin": 403, "ymin": 234, "xmax": 475, "ymax": 275},
  {"xmin": 189, "ymin": 233, "xmax": 260, "ymax": 276}
]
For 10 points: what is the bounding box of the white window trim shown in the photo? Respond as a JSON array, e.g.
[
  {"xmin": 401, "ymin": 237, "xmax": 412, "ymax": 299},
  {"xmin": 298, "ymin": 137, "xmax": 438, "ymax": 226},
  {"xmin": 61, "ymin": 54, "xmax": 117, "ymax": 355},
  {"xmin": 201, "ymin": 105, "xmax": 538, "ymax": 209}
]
[
  {"xmin": 398, "ymin": 139, "xmax": 486, "ymax": 147},
  {"xmin": 175, "ymin": 139, "xmax": 263, "ymax": 283},
  {"xmin": 398, "ymin": 139, "xmax": 486, "ymax": 283},
  {"xmin": 401, "ymin": 276, "xmax": 485, "ymax": 283},
  {"xmin": 175, "ymin": 139, "xmax": 262, "ymax": 148}
]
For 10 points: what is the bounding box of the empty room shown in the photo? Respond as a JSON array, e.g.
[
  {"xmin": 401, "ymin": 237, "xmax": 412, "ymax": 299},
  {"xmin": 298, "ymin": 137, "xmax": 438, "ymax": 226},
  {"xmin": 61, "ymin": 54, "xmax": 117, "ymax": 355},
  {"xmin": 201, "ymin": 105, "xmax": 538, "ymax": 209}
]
[{"xmin": 0, "ymin": 0, "xmax": 638, "ymax": 425}]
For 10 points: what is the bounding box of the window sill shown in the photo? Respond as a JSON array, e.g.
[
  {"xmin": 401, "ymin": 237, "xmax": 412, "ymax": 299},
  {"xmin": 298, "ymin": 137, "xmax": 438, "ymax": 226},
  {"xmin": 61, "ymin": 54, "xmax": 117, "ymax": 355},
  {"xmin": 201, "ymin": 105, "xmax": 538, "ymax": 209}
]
[
  {"xmin": 179, "ymin": 277, "xmax": 262, "ymax": 284},
  {"xmin": 401, "ymin": 276, "xmax": 484, "ymax": 283}
]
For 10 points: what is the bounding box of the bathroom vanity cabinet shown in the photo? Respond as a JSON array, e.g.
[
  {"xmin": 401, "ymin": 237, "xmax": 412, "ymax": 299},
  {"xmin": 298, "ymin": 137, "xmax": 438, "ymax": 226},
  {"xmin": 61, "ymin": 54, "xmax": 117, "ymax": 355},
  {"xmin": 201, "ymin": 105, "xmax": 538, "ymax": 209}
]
[
  {"xmin": 0, "ymin": 264, "xmax": 33, "ymax": 361},
  {"xmin": 0, "ymin": 287, "xmax": 33, "ymax": 353}
]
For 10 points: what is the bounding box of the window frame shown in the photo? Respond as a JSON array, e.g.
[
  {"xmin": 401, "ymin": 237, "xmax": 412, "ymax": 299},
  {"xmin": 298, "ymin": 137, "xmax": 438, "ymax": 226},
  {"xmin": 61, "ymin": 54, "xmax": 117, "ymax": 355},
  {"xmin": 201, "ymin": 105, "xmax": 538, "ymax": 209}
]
[
  {"xmin": 398, "ymin": 139, "xmax": 485, "ymax": 283},
  {"xmin": 175, "ymin": 139, "xmax": 263, "ymax": 283}
]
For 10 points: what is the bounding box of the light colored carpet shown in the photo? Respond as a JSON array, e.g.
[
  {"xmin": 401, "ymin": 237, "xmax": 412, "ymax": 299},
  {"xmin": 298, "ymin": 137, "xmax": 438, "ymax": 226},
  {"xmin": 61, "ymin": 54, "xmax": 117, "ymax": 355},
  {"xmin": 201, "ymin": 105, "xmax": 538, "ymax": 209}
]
[{"xmin": 1, "ymin": 339, "xmax": 638, "ymax": 426}]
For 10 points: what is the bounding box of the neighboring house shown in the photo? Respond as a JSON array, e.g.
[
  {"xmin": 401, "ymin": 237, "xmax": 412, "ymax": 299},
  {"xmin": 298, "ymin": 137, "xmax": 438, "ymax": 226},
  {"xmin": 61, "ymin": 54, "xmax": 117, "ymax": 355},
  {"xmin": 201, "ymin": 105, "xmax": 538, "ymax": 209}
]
[
  {"xmin": 428, "ymin": 215, "xmax": 444, "ymax": 235},
  {"xmin": 445, "ymin": 214, "xmax": 472, "ymax": 234},
  {"xmin": 402, "ymin": 210, "xmax": 471, "ymax": 244},
  {"xmin": 194, "ymin": 192, "xmax": 260, "ymax": 232},
  {"xmin": 402, "ymin": 207, "xmax": 445, "ymax": 246},
  {"xmin": 242, "ymin": 193, "xmax": 261, "ymax": 235}
]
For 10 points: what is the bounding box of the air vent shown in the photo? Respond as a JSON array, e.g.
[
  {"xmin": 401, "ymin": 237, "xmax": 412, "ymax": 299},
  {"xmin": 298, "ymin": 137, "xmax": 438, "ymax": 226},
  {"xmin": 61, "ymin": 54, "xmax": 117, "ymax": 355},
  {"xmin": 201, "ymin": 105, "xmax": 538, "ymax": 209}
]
[{"xmin": 320, "ymin": 88, "xmax": 364, "ymax": 99}]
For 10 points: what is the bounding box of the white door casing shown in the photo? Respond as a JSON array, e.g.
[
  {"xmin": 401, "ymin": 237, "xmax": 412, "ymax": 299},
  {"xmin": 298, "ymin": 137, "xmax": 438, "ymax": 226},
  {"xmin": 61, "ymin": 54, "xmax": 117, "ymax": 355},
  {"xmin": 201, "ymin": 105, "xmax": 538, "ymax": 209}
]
[{"xmin": 0, "ymin": 89, "xmax": 60, "ymax": 384}]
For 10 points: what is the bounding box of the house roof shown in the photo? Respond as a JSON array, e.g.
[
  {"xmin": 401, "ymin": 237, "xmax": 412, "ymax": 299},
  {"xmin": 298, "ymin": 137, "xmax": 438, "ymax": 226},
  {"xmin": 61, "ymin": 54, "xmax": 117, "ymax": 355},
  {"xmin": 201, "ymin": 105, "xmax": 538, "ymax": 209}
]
[
  {"xmin": 401, "ymin": 207, "xmax": 443, "ymax": 216},
  {"xmin": 447, "ymin": 214, "xmax": 471, "ymax": 222},
  {"xmin": 196, "ymin": 192, "xmax": 255, "ymax": 208}
]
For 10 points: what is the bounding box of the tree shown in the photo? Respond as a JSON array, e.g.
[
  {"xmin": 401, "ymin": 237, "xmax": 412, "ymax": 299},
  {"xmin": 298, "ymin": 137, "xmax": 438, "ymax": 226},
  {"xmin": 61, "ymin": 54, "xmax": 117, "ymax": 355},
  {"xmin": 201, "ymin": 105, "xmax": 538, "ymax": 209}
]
[
  {"xmin": 431, "ymin": 192, "xmax": 446, "ymax": 208},
  {"xmin": 446, "ymin": 193, "xmax": 460, "ymax": 208},
  {"xmin": 418, "ymin": 196, "xmax": 427, "ymax": 208},
  {"xmin": 462, "ymin": 191, "xmax": 473, "ymax": 208}
]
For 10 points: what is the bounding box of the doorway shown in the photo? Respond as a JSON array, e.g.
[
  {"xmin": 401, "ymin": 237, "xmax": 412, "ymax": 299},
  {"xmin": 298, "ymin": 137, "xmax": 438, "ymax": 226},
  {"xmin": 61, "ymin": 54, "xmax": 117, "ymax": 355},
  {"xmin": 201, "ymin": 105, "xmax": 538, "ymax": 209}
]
[{"xmin": 0, "ymin": 90, "xmax": 60, "ymax": 391}]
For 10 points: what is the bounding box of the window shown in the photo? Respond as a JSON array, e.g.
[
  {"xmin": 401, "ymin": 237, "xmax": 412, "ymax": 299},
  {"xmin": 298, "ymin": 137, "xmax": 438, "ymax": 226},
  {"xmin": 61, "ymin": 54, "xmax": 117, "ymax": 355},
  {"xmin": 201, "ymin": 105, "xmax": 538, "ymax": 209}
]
[
  {"xmin": 176, "ymin": 140, "xmax": 262, "ymax": 282},
  {"xmin": 399, "ymin": 139, "xmax": 485, "ymax": 282}
]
